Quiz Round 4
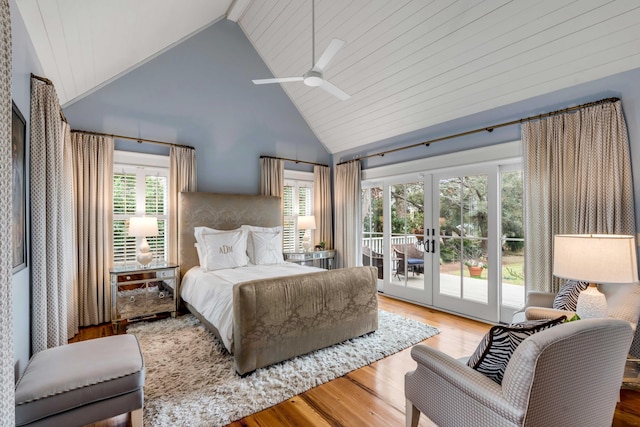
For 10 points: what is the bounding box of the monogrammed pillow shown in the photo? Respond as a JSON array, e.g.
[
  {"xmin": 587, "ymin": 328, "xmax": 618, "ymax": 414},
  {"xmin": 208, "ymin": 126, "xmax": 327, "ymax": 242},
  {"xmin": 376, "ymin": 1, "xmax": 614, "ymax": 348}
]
[{"xmin": 200, "ymin": 229, "xmax": 248, "ymax": 271}]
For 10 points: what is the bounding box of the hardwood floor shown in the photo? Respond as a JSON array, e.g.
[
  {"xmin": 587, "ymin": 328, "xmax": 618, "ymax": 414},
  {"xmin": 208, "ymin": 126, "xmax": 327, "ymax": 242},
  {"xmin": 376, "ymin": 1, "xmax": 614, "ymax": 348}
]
[{"xmin": 72, "ymin": 295, "xmax": 640, "ymax": 427}]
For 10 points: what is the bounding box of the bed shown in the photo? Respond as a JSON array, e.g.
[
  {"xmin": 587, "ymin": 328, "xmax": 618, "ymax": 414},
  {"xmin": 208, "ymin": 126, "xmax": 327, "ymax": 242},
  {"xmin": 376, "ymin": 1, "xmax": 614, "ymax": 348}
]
[{"xmin": 178, "ymin": 192, "xmax": 379, "ymax": 375}]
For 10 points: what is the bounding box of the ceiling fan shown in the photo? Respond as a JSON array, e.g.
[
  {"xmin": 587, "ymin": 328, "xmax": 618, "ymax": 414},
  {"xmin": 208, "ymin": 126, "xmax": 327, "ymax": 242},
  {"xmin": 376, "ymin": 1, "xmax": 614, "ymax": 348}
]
[{"xmin": 252, "ymin": 0, "xmax": 350, "ymax": 100}]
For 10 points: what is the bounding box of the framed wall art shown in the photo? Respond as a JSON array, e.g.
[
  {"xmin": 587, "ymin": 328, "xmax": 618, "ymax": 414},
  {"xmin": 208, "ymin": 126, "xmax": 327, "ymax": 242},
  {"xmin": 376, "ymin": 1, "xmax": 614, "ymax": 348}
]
[{"xmin": 12, "ymin": 101, "xmax": 26, "ymax": 273}]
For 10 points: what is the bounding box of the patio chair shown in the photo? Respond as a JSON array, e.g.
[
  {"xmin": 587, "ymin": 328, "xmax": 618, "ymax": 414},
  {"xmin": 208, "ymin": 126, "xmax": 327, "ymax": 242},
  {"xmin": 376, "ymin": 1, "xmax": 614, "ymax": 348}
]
[
  {"xmin": 393, "ymin": 243, "xmax": 424, "ymax": 279},
  {"xmin": 362, "ymin": 246, "xmax": 384, "ymax": 279}
]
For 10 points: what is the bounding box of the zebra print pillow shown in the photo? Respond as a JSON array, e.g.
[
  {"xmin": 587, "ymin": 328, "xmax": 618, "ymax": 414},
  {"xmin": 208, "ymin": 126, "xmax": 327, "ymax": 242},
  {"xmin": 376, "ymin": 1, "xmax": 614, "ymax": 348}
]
[
  {"xmin": 467, "ymin": 316, "xmax": 566, "ymax": 384},
  {"xmin": 553, "ymin": 280, "xmax": 589, "ymax": 311}
]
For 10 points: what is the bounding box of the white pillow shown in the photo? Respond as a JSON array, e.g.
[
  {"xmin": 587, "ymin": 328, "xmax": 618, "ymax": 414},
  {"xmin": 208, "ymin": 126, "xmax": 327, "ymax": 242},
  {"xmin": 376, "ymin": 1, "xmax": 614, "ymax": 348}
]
[
  {"xmin": 241, "ymin": 225, "xmax": 285, "ymax": 265},
  {"xmin": 194, "ymin": 243, "xmax": 206, "ymax": 269},
  {"xmin": 201, "ymin": 229, "xmax": 248, "ymax": 270},
  {"xmin": 194, "ymin": 226, "xmax": 249, "ymax": 270}
]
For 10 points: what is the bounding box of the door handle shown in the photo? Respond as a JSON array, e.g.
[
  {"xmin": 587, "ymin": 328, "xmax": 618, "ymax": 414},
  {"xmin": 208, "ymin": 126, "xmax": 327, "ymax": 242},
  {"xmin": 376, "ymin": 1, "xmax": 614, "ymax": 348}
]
[
  {"xmin": 431, "ymin": 239, "xmax": 435, "ymax": 254},
  {"xmin": 425, "ymin": 228, "xmax": 429, "ymax": 253}
]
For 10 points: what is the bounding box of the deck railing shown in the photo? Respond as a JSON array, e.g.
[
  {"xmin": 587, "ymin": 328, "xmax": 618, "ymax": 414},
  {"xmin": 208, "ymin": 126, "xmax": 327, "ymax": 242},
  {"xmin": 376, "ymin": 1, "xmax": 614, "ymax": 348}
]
[{"xmin": 362, "ymin": 235, "xmax": 418, "ymax": 254}]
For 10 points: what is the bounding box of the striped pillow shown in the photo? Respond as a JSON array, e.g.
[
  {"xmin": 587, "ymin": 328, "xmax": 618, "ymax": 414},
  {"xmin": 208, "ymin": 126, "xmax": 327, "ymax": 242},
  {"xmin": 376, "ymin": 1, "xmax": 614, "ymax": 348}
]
[
  {"xmin": 467, "ymin": 316, "xmax": 566, "ymax": 384},
  {"xmin": 553, "ymin": 280, "xmax": 589, "ymax": 311}
]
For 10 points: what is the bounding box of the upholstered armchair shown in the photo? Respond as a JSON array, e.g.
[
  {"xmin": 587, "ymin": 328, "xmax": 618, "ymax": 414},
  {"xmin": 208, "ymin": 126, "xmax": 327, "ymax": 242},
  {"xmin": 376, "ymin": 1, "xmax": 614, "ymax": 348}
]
[
  {"xmin": 362, "ymin": 246, "xmax": 383, "ymax": 279},
  {"xmin": 405, "ymin": 318, "xmax": 633, "ymax": 427},
  {"xmin": 512, "ymin": 283, "xmax": 640, "ymax": 357},
  {"xmin": 392, "ymin": 243, "xmax": 424, "ymax": 277}
]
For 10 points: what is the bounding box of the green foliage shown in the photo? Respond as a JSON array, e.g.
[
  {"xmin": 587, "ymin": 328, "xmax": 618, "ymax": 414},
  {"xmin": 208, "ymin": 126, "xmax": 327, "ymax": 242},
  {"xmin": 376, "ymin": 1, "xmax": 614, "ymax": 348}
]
[{"xmin": 566, "ymin": 313, "xmax": 581, "ymax": 322}]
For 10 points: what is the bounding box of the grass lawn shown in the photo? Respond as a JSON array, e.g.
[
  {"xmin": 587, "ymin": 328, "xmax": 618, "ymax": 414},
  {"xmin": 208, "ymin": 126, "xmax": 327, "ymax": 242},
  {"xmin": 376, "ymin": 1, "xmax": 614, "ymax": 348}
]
[{"xmin": 440, "ymin": 254, "xmax": 524, "ymax": 286}]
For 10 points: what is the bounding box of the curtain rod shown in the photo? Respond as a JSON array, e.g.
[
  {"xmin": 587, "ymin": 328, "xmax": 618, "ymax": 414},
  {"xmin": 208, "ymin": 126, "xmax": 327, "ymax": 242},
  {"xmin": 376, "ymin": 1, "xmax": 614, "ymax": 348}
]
[
  {"xmin": 71, "ymin": 129, "xmax": 194, "ymax": 150},
  {"xmin": 31, "ymin": 73, "xmax": 69, "ymax": 123},
  {"xmin": 260, "ymin": 155, "xmax": 328, "ymax": 168},
  {"xmin": 337, "ymin": 97, "xmax": 620, "ymax": 166}
]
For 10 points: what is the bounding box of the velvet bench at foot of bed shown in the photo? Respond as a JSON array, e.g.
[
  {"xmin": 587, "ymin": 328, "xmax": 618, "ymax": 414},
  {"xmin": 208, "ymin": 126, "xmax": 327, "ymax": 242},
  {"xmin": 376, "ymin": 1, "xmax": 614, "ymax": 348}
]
[{"xmin": 15, "ymin": 335, "xmax": 145, "ymax": 427}]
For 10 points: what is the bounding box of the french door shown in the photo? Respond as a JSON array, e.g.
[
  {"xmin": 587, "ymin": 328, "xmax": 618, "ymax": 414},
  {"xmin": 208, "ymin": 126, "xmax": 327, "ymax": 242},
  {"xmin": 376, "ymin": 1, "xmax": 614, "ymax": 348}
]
[
  {"xmin": 431, "ymin": 168, "xmax": 498, "ymax": 322},
  {"xmin": 362, "ymin": 162, "xmax": 524, "ymax": 323}
]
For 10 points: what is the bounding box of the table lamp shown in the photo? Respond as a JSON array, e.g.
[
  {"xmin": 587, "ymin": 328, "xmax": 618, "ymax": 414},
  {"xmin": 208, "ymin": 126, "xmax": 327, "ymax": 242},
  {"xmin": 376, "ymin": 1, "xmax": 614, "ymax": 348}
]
[
  {"xmin": 298, "ymin": 215, "xmax": 316, "ymax": 252},
  {"xmin": 553, "ymin": 234, "xmax": 638, "ymax": 319},
  {"xmin": 128, "ymin": 216, "xmax": 159, "ymax": 266}
]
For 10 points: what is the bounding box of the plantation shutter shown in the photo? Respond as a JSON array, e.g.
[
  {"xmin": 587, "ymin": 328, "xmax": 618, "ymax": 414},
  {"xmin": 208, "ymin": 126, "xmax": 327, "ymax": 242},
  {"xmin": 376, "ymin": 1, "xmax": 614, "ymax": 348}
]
[
  {"xmin": 113, "ymin": 173, "xmax": 137, "ymax": 264},
  {"xmin": 283, "ymin": 177, "xmax": 314, "ymax": 252},
  {"xmin": 145, "ymin": 174, "xmax": 168, "ymax": 262}
]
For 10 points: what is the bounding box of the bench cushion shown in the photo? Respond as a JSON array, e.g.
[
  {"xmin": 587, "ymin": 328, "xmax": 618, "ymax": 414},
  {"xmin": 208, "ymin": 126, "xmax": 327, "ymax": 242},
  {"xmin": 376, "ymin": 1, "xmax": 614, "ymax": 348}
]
[{"xmin": 15, "ymin": 335, "xmax": 145, "ymax": 426}]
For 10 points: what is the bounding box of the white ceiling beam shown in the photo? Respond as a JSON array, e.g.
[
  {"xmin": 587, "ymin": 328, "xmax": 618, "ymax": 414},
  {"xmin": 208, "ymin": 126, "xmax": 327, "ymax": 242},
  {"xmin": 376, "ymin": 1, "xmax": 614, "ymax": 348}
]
[{"xmin": 226, "ymin": 0, "xmax": 252, "ymax": 22}]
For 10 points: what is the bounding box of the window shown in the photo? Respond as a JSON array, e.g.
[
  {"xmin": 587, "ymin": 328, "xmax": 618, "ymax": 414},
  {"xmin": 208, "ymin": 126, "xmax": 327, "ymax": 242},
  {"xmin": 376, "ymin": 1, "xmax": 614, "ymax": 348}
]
[
  {"xmin": 283, "ymin": 171, "xmax": 314, "ymax": 252},
  {"xmin": 113, "ymin": 151, "xmax": 169, "ymax": 265}
]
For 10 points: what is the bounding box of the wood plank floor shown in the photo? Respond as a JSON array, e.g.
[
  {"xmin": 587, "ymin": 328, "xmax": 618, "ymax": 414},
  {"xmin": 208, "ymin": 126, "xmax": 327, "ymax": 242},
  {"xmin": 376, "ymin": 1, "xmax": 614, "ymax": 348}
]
[{"xmin": 72, "ymin": 294, "xmax": 640, "ymax": 427}]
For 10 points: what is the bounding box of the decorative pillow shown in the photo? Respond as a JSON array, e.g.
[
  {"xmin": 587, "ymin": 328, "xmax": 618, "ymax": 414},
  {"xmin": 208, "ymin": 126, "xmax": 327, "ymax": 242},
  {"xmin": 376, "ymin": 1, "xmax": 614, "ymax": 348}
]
[
  {"xmin": 241, "ymin": 225, "xmax": 285, "ymax": 265},
  {"xmin": 553, "ymin": 280, "xmax": 589, "ymax": 311},
  {"xmin": 201, "ymin": 229, "xmax": 248, "ymax": 271},
  {"xmin": 193, "ymin": 227, "xmax": 248, "ymax": 270},
  {"xmin": 467, "ymin": 316, "xmax": 566, "ymax": 384}
]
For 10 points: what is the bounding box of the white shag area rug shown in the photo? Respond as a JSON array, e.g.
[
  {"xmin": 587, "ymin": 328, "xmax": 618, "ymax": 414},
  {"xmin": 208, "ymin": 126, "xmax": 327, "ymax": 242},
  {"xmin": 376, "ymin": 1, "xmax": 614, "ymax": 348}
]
[{"xmin": 126, "ymin": 310, "xmax": 439, "ymax": 427}]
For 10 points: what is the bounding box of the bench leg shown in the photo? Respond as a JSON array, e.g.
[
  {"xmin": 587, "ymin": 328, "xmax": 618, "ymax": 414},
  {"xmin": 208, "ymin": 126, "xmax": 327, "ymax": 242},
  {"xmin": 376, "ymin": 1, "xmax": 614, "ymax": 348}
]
[{"xmin": 131, "ymin": 408, "xmax": 143, "ymax": 427}]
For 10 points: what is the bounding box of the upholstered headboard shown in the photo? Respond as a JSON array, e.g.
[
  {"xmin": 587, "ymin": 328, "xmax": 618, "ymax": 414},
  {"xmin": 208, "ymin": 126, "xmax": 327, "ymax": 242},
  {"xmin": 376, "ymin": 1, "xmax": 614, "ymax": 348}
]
[{"xmin": 178, "ymin": 192, "xmax": 282, "ymax": 275}]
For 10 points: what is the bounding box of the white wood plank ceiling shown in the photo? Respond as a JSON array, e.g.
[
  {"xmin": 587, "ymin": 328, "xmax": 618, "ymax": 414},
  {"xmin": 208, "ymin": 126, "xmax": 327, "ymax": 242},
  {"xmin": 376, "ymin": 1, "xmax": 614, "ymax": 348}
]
[
  {"xmin": 239, "ymin": 0, "xmax": 640, "ymax": 153},
  {"xmin": 15, "ymin": 0, "xmax": 640, "ymax": 154},
  {"xmin": 15, "ymin": 0, "xmax": 234, "ymax": 106}
]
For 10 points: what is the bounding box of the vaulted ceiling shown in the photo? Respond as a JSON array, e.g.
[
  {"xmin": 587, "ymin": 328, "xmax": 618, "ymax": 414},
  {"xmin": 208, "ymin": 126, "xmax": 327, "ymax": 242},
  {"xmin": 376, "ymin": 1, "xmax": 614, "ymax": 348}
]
[{"xmin": 16, "ymin": 0, "xmax": 640, "ymax": 154}]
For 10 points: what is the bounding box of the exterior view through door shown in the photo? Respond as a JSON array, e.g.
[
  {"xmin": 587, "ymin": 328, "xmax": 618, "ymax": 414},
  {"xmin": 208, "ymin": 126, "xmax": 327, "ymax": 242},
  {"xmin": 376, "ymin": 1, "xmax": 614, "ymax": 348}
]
[{"xmin": 361, "ymin": 146, "xmax": 524, "ymax": 324}]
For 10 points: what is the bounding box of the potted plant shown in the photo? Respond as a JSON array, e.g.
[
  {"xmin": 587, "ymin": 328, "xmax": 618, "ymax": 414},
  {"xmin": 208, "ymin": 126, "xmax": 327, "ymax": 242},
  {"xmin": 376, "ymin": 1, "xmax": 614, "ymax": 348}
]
[{"xmin": 464, "ymin": 259, "xmax": 486, "ymax": 278}]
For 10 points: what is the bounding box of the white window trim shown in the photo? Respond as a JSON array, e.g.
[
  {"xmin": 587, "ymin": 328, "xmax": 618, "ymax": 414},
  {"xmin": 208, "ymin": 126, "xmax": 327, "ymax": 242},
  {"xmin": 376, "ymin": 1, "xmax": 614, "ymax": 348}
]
[
  {"xmin": 284, "ymin": 169, "xmax": 314, "ymax": 252},
  {"xmin": 113, "ymin": 150, "xmax": 170, "ymax": 265}
]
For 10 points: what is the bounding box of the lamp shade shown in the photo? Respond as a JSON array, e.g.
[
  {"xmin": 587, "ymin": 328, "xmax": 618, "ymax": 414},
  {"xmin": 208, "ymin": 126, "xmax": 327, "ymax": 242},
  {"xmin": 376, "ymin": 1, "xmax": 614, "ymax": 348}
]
[
  {"xmin": 553, "ymin": 234, "xmax": 638, "ymax": 284},
  {"xmin": 128, "ymin": 216, "xmax": 159, "ymax": 238},
  {"xmin": 298, "ymin": 215, "xmax": 316, "ymax": 230}
]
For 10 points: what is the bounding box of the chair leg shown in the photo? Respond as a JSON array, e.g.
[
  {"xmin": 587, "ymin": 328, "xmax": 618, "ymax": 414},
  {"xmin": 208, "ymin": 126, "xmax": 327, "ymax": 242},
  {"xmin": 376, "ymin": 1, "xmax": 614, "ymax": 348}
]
[
  {"xmin": 131, "ymin": 408, "xmax": 143, "ymax": 427},
  {"xmin": 406, "ymin": 398, "xmax": 420, "ymax": 427}
]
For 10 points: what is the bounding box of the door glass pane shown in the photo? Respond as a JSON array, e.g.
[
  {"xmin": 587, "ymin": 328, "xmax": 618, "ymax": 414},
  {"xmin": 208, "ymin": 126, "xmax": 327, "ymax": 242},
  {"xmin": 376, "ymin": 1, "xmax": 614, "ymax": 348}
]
[
  {"xmin": 439, "ymin": 175, "xmax": 488, "ymax": 303},
  {"xmin": 361, "ymin": 187, "xmax": 383, "ymax": 278},
  {"xmin": 501, "ymin": 170, "xmax": 525, "ymax": 308},
  {"xmin": 390, "ymin": 182, "xmax": 424, "ymax": 289}
]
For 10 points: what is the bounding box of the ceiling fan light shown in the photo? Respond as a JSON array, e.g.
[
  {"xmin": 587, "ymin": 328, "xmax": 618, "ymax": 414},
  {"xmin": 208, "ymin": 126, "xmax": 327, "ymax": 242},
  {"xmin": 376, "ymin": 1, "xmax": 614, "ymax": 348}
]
[{"xmin": 304, "ymin": 75, "xmax": 323, "ymax": 87}]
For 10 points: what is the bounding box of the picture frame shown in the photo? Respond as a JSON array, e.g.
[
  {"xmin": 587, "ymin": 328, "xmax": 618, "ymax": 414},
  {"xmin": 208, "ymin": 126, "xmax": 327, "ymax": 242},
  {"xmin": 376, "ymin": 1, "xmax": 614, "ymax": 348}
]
[{"xmin": 12, "ymin": 101, "xmax": 26, "ymax": 273}]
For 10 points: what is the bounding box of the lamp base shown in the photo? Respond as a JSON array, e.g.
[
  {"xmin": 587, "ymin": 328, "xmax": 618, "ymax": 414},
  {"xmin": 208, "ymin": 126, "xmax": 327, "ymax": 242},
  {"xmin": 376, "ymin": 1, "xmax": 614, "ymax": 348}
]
[
  {"xmin": 136, "ymin": 237, "xmax": 154, "ymax": 267},
  {"xmin": 576, "ymin": 283, "xmax": 608, "ymax": 319},
  {"xmin": 302, "ymin": 230, "xmax": 312, "ymax": 252}
]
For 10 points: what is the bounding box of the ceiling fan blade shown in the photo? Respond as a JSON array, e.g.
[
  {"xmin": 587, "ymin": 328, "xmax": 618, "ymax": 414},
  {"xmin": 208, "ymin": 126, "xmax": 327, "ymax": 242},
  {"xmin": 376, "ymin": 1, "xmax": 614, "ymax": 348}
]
[
  {"xmin": 318, "ymin": 79, "xmax": 350, "ymax": 100},
  {"xmin": 252, "ymin": 77, "xmax": 303, "ymax": 85},
  {"xmin": 311, "ymin": 38, "xmax": 345, "ymax": 72}
]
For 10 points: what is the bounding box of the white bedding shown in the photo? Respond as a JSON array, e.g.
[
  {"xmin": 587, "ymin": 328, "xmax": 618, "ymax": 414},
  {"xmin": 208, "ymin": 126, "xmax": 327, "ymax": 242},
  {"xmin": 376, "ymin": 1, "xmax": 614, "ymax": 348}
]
[{"xmin": 180, "ymin": 263, "xmax": 325, "ymax": 352}]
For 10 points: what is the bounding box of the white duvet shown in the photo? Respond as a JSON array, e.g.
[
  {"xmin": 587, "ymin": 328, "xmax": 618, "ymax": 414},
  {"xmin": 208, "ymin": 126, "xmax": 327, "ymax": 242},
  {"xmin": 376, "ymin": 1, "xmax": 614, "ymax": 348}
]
[{"xmin": 180, "ymin": 263, "xmax": 324, "ymax": 352}]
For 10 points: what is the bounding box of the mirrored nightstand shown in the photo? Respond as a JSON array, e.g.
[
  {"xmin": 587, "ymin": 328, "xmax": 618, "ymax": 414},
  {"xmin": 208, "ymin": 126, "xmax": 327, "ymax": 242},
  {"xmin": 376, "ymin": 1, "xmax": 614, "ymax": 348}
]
[{"xmin": 284, "ymin": 250, "xmax": 336, "ymax": 270}]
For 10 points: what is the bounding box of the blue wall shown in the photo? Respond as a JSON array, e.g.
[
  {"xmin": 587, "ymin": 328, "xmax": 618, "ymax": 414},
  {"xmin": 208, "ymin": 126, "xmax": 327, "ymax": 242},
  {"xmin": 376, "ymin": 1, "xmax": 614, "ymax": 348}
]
[
  {"xmin": 11, "ymin": 0, "xmax": 43, "ymax": 379},
  {"xmin": 334, "ymin": 67, "xmax": 640, "ymax": 231},
  {"xmin": 63, "ymin": 19, "xmax": 330, "ymax": 194}
]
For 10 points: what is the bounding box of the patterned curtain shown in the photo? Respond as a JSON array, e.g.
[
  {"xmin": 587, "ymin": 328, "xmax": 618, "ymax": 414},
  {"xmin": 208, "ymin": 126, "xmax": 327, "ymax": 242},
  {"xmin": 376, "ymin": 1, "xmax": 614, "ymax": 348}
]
[
  {"xmin": 62, "ymin": 123, "xmax": 77, "ymax": 337},
  {"xmin": 0, "ymin": 0, "xmax": 12, "ymax": 423},
  {"xmin": 169, "ymin": 146, "xmax": 197, "ymax": 263},
  {"xmin": 314, "ymin": 165, "xmax": 332, "ymax": 249},
  {"xmin": 30, "ymin": 77, "xmax": 71, "ymax": 352},
  {"xmin": 70, "ymin": 132, "xmax": 114, "ymax": 325},
  {"xmin": 522, "ymin": 100, "xmax": 635, "ymax": 294},
  {"xmin": 334, "ymin": 160, "xmax": 361, "ymax": 268}
]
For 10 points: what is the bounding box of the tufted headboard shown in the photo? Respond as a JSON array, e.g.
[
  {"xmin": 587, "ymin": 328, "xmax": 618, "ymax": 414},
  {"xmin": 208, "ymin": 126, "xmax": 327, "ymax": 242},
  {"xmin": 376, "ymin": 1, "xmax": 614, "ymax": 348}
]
[{"xmin": 178, "ymin": 192, "xmax": 282, "ymax": 275}]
